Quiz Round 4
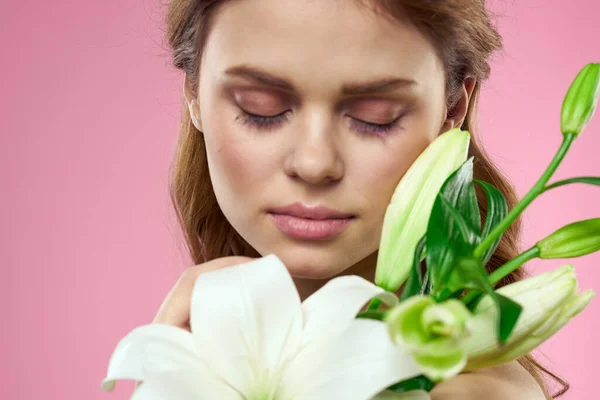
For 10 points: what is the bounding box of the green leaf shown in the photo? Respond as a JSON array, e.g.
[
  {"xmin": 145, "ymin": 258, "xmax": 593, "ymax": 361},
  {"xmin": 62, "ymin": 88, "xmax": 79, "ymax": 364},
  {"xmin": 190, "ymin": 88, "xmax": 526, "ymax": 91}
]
[
  {"xmin": 426, "ymin": 158, "xmax": 482, "ymax": 298},
  {"xmin": 427, "ymin": 195, "xmax": 479, "ymax": 297},
  {"xmin": 493, "ymin": 293, "xmax": 523, "ymax": 344},
  {"xmin": 465, "ymin": 292, "xmax": 484, "ymax": 311},
  {"xmin": 355, "ymin": 310, "xmax": 387, "ymax": 321},
  {"xmin": 474, "ymin": 179, "xmax": 508, "ymax": 265},
  {"xmin": 400, "ymin": 235, "xmax": 427, "ymax": 301},
  {"xmin": 387, "ymin": 375, "xmax": 436, "ymax": 393},
  {"xmin": 421, "ymin": 270, "xmax": 431, "ymax": 296},
  {"xmin": 449, "ymin": 258, "xmax": 522, "ymax": 343},
  {"xmin": 441, "ymin": 157, "xmax": 481, "ymax": 233},
  {"xmin": 546, "ymin": 176, "xmax": 600, "ymax": 191},
  {"xmin": 447, "ymin": 258, "xmax": 491, "ymax": 294}
]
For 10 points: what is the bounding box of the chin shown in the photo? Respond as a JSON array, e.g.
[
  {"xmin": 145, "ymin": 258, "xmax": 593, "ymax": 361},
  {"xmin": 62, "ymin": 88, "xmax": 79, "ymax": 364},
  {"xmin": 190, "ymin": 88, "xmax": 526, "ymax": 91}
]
[
  {"xmin": 239, "ymin": 217, "xmax": 376, "ymax": 279},
  {"xmin": 258, "ymin": 241, "xmax": 359, "ymax": 279}
]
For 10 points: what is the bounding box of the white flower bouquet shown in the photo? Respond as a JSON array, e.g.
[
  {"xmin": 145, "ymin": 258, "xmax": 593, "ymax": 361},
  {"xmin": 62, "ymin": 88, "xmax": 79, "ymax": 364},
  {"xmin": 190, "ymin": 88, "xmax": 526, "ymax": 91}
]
[{"xmin": 100, "ymin": 62, "xmax": 600, "ymax": 399}]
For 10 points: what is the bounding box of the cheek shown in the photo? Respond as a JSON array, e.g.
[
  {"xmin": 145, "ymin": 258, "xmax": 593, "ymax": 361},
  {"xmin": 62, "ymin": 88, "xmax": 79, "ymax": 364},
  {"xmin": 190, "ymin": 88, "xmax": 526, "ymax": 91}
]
[
  {"xmin": 203, "ymin": 118, "xmax": 275, "ymax": 205},
  {"xmin": 354, "ymin": 103, "xmax": 442, "ymax": 212},
  {"xmin": 358, "ymin": 134, "xmax": 433, "ymax": 212}
]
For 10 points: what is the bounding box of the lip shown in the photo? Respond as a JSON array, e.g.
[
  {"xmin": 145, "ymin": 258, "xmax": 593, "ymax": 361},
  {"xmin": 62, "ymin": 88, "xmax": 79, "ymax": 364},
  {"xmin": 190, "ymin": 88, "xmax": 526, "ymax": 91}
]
[
  {"xmin": 267, "ymin": 203, "xmax": 356, "ymax": 240},
  {"xmin": 268, "ymin": 203, "xmax": 355, "ymax": 220}
]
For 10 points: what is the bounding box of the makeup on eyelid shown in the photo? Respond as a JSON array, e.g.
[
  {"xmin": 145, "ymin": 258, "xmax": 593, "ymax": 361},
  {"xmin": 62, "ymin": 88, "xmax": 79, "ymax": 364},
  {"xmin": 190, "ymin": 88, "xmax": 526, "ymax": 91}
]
[
  {"xmin": 236, "ymin": 108, "xmax": 406, "ymax": 136},
  {"xmin": 225, "ymin": 85, "xmax": 413, "ymax": 135},
  {"xmin": 233, "ymin": 90, "xmax": 287, "ymax": 113},
  {"xmin": 234, "ymin": 93, "xmax": 406, "ymax": 121},
  {"xmin": 223, "ymin": 79, "xmax": 415, "ymax": 110}
]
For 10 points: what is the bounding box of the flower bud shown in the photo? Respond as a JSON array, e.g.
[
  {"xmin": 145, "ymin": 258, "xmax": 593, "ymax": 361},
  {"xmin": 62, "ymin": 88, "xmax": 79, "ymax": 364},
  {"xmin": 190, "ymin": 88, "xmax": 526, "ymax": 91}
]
[
  {"xmin": 376, "ymin": 128, "xmax": 470, "ymax": 292},
  {"xmin": 462, "ymin": 265, "xmax": 592, "ymax": 370},
  {"xmin": 536, "ymin": 218, "xmax": 600, "ymax": 259},
  {"xmin": 561, "ymin": 63, "xmax": 600, "ymax": 137},
  {"xmin": 469, "ymin": 289, "xmax": 594, "ymax": 369}
]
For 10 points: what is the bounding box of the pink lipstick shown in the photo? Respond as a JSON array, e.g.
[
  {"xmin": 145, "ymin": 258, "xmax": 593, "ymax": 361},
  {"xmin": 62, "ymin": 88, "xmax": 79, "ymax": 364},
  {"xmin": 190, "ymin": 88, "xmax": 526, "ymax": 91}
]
[{"xmin": 268, "ymin": 203, "xmax": 355, "ymax": 240}]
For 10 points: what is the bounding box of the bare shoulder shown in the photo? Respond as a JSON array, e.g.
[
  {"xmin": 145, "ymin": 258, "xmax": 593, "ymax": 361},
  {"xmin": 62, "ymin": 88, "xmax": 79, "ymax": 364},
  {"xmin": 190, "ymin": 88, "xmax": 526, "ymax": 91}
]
[
  {"xmin": 431, "ymin": 361, "xmax": 547, "ymax": 400},
  {"xmin": 481, "ymin": 361, "xmax": 547, "ymax": 397}
]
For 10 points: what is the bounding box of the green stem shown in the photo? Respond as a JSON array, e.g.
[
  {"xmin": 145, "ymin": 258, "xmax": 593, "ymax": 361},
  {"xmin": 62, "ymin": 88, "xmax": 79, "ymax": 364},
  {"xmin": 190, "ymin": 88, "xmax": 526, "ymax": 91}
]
[
  {"xmin": 367, "ymin": 297, "xmax": 382, "ymax": 311},
  {"xmin": 488, "ymin": 246, "xmax": 540, "ymax": 285},
  {"xmin": 473, "ymin": 133, "xmax": 576, "ymax": 260},
  {"xmin": 461, "ymin": 246, "xmax": 540, "ymax": 305}
]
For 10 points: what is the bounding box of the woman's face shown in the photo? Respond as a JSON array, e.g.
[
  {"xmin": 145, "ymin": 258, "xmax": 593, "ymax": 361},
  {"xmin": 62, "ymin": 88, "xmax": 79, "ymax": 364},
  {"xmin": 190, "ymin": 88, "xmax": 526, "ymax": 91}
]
[{"xmin": 187, "ymin": 0, "xmax": 462, "ymax": 279}]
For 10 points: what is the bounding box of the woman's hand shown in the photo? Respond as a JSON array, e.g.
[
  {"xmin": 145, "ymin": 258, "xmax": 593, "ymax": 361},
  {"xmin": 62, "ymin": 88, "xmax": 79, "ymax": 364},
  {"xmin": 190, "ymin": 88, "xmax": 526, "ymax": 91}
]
[
  {"xmin": 430, "ymin": 361, "xmax": 547, "ymax": 400},
  {"xmin": 151, "ymin": 256, "xmax": 256, "ymax": 330},
  {"xmin": 133, "ymin": 256, "xmax": 255, "ymax": 392}
]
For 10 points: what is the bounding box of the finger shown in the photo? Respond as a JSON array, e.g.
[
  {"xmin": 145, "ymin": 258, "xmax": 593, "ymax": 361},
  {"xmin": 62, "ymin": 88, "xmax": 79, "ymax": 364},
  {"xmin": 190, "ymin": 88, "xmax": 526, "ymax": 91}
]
[{"xmin": 151, "ymin": 256, "xmax": 254, "ymax": 328}]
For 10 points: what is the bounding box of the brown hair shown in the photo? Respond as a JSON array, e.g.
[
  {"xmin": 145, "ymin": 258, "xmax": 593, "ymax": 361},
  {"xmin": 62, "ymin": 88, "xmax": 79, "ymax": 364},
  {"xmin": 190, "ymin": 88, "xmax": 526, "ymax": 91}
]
[{"xmin": 164, "ymin": 0, "xmax": 567, "ymax": 397}]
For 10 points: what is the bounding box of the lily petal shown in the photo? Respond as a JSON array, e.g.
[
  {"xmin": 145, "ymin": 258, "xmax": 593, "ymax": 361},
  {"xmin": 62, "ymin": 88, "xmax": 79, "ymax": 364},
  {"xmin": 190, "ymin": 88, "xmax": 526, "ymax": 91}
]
[
  {"xmin": 301, "ymin": 275, "xmax": 398, "ymax": 345},
  {"xmin": 412, "ymin": 340, "xmax": 467, "ymax": 382},
  {"xmin": 101, "ymin": 324, "xmax": 202, "ymax": 391},
  {"xmin": 129, "ymin": 368, "xmax": 241, "ymax": 400},
  {"xmin": 189, "ymin": 254, "xmax": 303, "ymax": 392},
  {"xmin": 387, "ymin": 296, "xmax": 435, "ymax": 348},
  {"xmin": 281, "ymin": 318, "xmax": 421, "ymax": 400}
]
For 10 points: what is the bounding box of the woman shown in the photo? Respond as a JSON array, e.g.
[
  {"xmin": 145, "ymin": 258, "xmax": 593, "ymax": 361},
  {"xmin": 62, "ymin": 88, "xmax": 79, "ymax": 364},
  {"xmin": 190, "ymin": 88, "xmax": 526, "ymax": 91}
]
[{"xmin": 152, "ymin": 0, "xmax": 564, "ymax": 398}]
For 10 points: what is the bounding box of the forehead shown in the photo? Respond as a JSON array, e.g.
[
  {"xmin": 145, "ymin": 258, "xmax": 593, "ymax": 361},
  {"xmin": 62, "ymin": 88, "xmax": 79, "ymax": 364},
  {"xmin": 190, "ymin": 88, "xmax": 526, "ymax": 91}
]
[{"xmin": 202, "ymin": 0, "xmax": 445, "ymax": 97}]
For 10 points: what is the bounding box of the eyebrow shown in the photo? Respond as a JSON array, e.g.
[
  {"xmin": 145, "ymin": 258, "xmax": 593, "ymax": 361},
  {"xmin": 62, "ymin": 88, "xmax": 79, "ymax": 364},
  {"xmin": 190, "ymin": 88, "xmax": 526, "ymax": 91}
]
[{"xmin": 224, "ymin": 65, "xmax": 417, "ymax": 95}]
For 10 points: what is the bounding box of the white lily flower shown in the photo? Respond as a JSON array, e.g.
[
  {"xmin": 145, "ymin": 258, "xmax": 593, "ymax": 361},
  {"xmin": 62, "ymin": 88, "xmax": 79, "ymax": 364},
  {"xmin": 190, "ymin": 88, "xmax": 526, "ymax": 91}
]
[
  {"xmin": 386, "ymin": 296, "xmax": 473, "ymax": 382},
  {"xmin": 101, "ymin": 255, "xmax": 423, "ymax": 400}
]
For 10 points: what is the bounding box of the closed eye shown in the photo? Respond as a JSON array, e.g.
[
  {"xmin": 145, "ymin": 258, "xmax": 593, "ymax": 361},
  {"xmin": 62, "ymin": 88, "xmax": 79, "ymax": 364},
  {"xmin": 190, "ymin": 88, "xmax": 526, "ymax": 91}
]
[
  {"xmin": 237, "ymin": 109, "xmax": 291, "ymax": 130},
  {"xmin": 349, "ymin": 114, "xmax": 405, "ymax": 136},
  {"xmin": 236, "ymin": 108, "xmax": 405, "ymax": 136}
]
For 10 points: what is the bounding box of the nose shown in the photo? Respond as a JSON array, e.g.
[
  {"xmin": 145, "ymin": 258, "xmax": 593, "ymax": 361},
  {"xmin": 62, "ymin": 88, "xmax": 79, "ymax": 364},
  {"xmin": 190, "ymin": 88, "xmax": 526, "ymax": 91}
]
[{"xmin": 283, "ymin": 116, "xmax": 344, "ymax": 185}]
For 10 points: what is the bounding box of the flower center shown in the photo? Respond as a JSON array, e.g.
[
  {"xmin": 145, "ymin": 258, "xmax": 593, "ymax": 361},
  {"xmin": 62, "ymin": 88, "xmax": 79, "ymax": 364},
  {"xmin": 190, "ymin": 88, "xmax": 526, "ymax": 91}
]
[{"xmin": 247, "ymin": 365, "xmax": 291, "ymax": 400}]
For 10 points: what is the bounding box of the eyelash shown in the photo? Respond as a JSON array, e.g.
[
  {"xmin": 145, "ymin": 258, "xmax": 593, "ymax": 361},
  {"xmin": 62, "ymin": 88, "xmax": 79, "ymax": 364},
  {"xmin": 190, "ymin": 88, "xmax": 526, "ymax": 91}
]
[
  {"xmin": 237, "ymin": 109, "xmax": 404, "ymax": 136},
  {"xmin": 238, "ymin": 110, "xmax": 290, "ymax": 130}
]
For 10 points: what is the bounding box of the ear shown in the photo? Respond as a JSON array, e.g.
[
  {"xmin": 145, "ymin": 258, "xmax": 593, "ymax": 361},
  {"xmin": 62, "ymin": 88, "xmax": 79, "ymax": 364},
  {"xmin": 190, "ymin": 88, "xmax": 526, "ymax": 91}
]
[
  {"xmin": 441, "ymin": 77, "xmax": 476, "ymax": 132},
  {"xmin": 183, "ymin": 76, "xmax": 203, "ymax": 132}
]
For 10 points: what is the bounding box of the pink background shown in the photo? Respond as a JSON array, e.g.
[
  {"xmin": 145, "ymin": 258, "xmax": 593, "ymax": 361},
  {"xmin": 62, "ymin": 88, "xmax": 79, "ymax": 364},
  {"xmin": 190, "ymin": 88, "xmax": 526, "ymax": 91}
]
[{"xmin": 2, "ymin": 1, "xmax": 599, "ymax": 399}]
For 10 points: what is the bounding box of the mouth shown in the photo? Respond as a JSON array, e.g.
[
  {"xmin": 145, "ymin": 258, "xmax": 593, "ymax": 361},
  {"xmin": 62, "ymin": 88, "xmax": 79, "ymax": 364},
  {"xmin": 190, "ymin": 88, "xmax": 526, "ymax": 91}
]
[{"xmin": 267, "ymin": 202, "xmax": 356, "ymax": 240}]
